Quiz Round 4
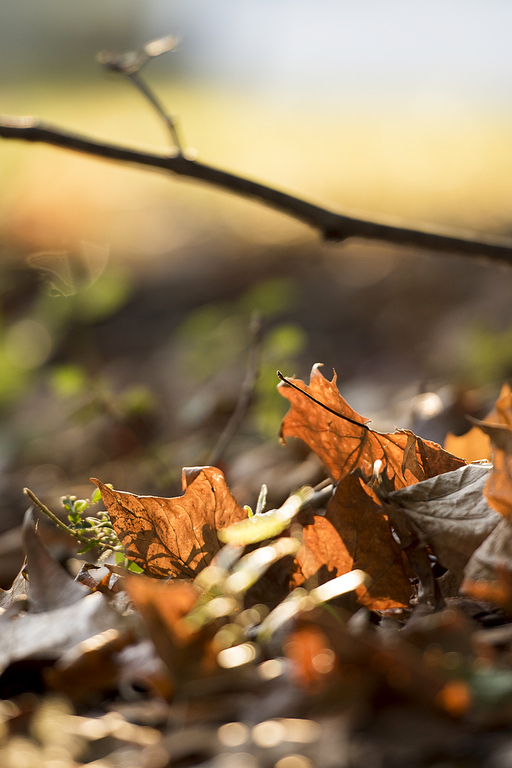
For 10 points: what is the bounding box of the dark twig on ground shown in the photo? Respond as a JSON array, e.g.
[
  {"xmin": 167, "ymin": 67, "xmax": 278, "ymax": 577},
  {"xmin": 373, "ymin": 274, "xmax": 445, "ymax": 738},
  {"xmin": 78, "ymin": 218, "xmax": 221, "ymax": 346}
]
[{"xmin": 209, "ymin": 313, "xmax": 263, "ymax": 468}]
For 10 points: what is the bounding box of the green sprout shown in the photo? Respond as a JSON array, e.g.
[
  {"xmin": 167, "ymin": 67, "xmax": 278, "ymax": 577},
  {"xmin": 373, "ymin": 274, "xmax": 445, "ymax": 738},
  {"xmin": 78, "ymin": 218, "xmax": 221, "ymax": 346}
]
[{"xmin": 23, "ymin": 485, "xmax": 142, "ymax": 571}]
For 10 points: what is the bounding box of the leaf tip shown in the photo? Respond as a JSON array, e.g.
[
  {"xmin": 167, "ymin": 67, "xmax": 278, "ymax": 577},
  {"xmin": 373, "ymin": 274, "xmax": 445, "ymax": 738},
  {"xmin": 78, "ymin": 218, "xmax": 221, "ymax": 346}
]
[
  {"xmin": 277, "ymin": 370, "xmax": 293, "ymax": 394},
  {"xmin": 89, "ymin": 478, "xmax": 111, "ymax": 499},
  {"xmin": 310, "ymin": 362, "xmax": 330, "ymax": 383},
  {"xmin": 182, "ymin": 466, "xmax": 208, "ymax": 490}
]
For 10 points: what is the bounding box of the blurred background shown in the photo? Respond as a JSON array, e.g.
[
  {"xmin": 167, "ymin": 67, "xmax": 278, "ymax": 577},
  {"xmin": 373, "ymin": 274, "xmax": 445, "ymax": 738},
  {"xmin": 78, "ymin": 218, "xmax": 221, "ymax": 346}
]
[{"xmin": 1, "ymin": 1, "xmax": 512, "ymax": 579}]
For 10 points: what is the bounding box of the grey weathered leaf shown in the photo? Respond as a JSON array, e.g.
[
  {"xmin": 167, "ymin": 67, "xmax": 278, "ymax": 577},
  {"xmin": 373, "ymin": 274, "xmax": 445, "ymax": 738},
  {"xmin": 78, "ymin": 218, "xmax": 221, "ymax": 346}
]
[
  {"xmin": 384, "ymin": 463, "xmax": 500, "ymax": 574},
  {"xmin": 22, "ymin": 507, "xmax": 88, "ymax": 612},
  {"xmin": 0, "ymin": 509, "xmax": 128, "ymax": 676},
  {"xmin": 0, "ymin": 567, "xmax": 29, "ymax": 612},
  {"xmin": 0, "ymin": 592, "xmax": 128, "ymax": 675},
  {"xmin": 0, "ymin": 507, "xmax": 89, "ymax": 615},
  {"xmin": 463, "ymin": 517, "xmax": 512, "ymax": 582}
]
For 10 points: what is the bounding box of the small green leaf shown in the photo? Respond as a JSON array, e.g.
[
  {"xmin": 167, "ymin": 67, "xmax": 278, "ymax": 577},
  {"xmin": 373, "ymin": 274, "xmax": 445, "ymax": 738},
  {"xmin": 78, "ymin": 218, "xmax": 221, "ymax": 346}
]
[
  {"xmin": 219, "ymin": 487, "xmax": 312, "ymax": 545},
  {"xmin": 62, "ymin": 495, "xmax": 76, "ymax": 513},
  {"xmin": 91, "ymin": 487, "xmax": 102, "ymax": 505},
  {"xmin": 77, "ymin": 541, "xmax": 98, "ymax": 554}
]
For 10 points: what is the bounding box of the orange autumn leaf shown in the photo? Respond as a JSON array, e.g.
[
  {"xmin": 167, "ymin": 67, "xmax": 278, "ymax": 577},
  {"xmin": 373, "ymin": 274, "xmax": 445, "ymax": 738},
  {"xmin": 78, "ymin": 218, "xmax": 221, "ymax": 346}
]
[
  {"xmin": 444, "ymin": 428, "xmax": 491, "ymax": 464},
  {"xmin": 279, "ymin": 365, "xmax": 465, "ymax": 489},
  {"xmin": 283, "ymin": 625, "xmax": 335, "ymax": 690},
  {"xmin": 92, "ymin": 467, "xmax": 248, "ymax": 578},
  {"xmin": 493, "ymin": 382, "xmax": 512, "ymax": 426},
  {"xmin": 125, "ymin": 576, "xmax": 200, "ymax": 647},
  {"xmin": 462, "ymin": 568, "xmax": 512, "ymax": 609},
  {"xmin": 296, "ymin": 474, "xmax": 411, "ymax": 610},
  {"xmin": 444, "ymin": 383, "xmax": 512, "ymax": 463},
  {"xmin": 124, "ymin": 577, "xmax": 219, "ymax": 687},
  {"xmin": 471, "ymin": 421, "xmax": 512, "ymax": 520},
  {"xmin": 436, "ymin": 680, "xmax": 473, "ymax": 718}
]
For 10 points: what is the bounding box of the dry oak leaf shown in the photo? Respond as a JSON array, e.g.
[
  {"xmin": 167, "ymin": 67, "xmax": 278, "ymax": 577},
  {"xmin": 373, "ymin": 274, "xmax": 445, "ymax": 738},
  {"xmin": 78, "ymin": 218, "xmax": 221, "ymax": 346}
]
[
  {"xmin": 91, "ymin": 467, "xmax": 248, "ymax": 578},
  {"xmin": 278, "ymin": 365, "xmax": 465, "ymax": 489},
  {"xmin": 296, "ymin": 474, "xmax": 412, "ymax": 610},
  {"xmin": 444, "ymin": 383, "xmax": 512, "ymax": 463},
  {"xmin": 493, "ymin": 382, "xmax": 512, "ymax": 426},
  {"xmin": 464, "ymin": 385, "xmax": 512, "ymax": 519}
]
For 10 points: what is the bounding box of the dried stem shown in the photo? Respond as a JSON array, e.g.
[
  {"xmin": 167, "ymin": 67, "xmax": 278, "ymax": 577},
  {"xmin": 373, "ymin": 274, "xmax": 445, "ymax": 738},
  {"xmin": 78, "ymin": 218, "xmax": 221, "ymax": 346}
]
[
  {"xmin": 209, "ymin": 312, "xmax": 263, "ymax": 467},
  {"xmin": 126, "ymin": 71, "xmax": 184, "ymax": 153},
  {"xmin": 1, "ymin": 115, "xmax": 512, "ymax": 264},
  {"xmin": 23, "ymin": 487, "xmax": 90, "ymax": 545}
]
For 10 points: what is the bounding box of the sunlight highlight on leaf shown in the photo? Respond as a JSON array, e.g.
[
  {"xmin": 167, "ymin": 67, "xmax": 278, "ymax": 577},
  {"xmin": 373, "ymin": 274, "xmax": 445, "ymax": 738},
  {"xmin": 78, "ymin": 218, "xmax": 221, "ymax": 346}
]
[
  {"xmin": 92, "ymin": 467, "xmax": 247, "ymax": 578},
  {"xmin": 218, "ymin": 486, "xmax": 313, "ymax": 545},
  {"xmin": 309, "ymin": 569, "xmax": 370, "ymax": 604}
]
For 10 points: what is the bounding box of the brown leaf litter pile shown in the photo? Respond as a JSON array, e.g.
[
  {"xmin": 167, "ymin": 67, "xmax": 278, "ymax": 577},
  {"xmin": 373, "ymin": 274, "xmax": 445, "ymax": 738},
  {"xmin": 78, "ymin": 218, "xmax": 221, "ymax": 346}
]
[{"xmin": 2, "ymin": 367, "xmax": 512, "ymax": 767}]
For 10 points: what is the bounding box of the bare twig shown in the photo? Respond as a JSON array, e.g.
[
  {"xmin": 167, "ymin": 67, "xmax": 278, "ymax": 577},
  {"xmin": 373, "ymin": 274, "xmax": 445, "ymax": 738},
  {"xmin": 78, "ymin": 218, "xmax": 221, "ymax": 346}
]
[
  {"xmin": 209, "ymin": 313, "xmax": 263, "ymax": 467},
  {"xmin": 1, "ymin": 115, "xmax": 512, "ymax": 264},
  {"xmin": 126, "ymin": 71, "xmax": 184, "ymax": 153},
  {"xmin": 97, "ymin": 36, "xmax": 183, "ymax": 152}
]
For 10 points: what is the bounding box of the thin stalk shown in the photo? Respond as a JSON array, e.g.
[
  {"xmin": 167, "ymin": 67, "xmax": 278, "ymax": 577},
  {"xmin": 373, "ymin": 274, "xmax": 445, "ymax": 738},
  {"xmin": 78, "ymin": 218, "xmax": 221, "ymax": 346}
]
[
  {"xmin": 24, "ymin": 487, "xmax": 91, "ymax": 545},
  {"xmin": 127, "ymin": 71, "xmax": 184, "ymax": 154},
  {"xmin": 209, "ymin": 313, "xmax": 263, "ymax": 467}
]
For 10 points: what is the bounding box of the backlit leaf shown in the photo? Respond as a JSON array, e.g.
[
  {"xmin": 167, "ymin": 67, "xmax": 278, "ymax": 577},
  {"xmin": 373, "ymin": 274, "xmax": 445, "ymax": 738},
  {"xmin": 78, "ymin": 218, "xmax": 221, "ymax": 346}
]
[
  {"xmin": 92, "ymin": 467, "xmax": 248, "ymax": 578},
  {"xmin": 444, "ymin": 383, "xmax": 512, "ymax": 462},
  {"xmin": 295, "ymin": 474, "xmax": 412, "ymax": 610},
  {"xmin": 279, "ymin": 365, "xmax": 465, "ymax": 489},
  {"xmin": 472, "ymin": 421, "xmax": 512, "ymax": 520}
]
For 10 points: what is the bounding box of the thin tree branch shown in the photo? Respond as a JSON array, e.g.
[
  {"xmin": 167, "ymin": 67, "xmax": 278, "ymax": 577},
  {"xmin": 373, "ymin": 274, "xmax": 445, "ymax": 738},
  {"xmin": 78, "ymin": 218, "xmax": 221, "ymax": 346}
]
[
  {"xmin": 1, "ymin": 114, "xmax": 512, "ymax": 265},
  {"xmin": 97, "ymin": 36, "xmax": 183, "ymax": 152}
]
